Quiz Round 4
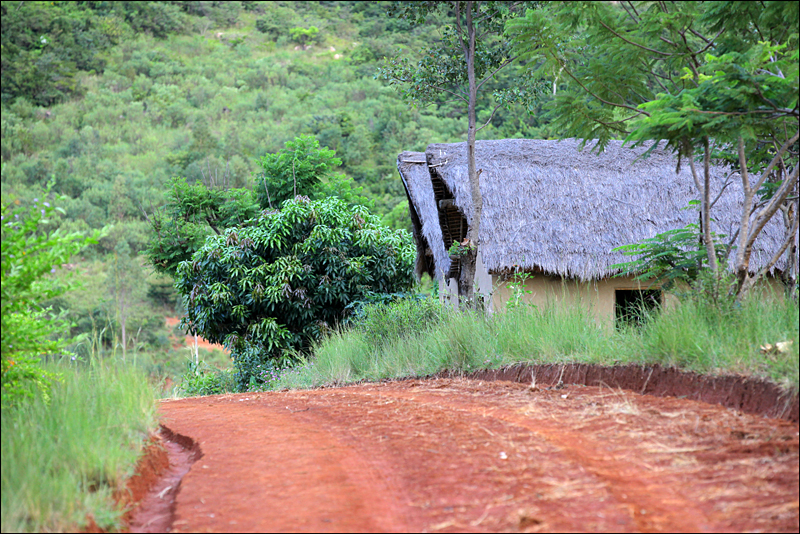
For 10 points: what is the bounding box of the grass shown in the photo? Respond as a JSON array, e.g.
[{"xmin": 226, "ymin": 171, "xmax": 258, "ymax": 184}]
[
  {"xmin": 267, "ymin": 288, "xmax": 799, "ymax": 393},
  {"xmin": 1, "ymin": 359, "xmax": 159, "ymax": 532}
]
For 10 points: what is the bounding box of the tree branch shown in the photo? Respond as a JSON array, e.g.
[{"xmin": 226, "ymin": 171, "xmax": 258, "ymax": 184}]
[
  {"xmin": 747, "ymin": 208, "xmax": 799, "ymax": 290},
  {"xmin": 555, "ymin": 56, "xmax": 651, "ymax": 117},
  {"xmin": 597, "ymin": 19, "xmax": 675, "ymax": 57},
  {"xmin": 476, "ymin": 101, "xmax": 504, "ymax": 132},
  {"xmin": 476, "ymin": 55, "xmax": 517, "ymax": 92},
  {"xmin": 748, "ymin": 164, "xmax": 800, "ymax": 249},
  {"xmin": 752, "ymin": 130, "xmax": 800, "ymax": 194}
]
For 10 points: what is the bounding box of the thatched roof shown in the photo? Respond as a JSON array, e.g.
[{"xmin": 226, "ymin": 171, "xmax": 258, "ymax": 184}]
[{"xmin": 398, "ymin": 138, "xmax": 795, "ymax": 282}]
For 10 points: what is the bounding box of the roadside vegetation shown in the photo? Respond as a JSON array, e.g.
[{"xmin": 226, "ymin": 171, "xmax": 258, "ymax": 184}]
[
  {"xmin": 1, "ymin": 360, "xmax": 158, "ymax": 532},
  {"xmin": 2, "ymin": 188, "xmax": 158, "ymax": 531},
  {"xmin": 183, "ymin": 282, "xmax": 798, "ymax": 396}
]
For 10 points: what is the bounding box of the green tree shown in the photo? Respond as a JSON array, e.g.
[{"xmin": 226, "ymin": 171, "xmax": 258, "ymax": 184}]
[
  {"xmin": 145, "ymin": 177, "xmax": 259, "ymax": 277},
  {"xmin": 256, "ymin": 135, "xmax": 341, "ymax": 208},
  {"xmin": 108, "ymin": 240, "xmax": 146, "ymax": 362},
  {"xmin": 507, "ymin": 1, "xmax": 799, "ymax": 300},
  {"xmin": 1, "ymin": 190, "xmax": 98, "ymax": 406},
  {"xmin": 289, "ymin": 26, "xmax": 320, "ymax": 47},
  {"xmin": 175, "ymin": 196, "xmax": 416, "ymax": 389},
  {"xmin": 378, "ymin": 1, "xmax": 545, "ymax": 303},
  {"xmin": 148, "ymin": 136, "xmax": 370, "ymax": 278}
]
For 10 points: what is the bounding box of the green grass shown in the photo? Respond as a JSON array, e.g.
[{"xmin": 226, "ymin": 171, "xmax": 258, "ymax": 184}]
[
  {"xmin": 1, "ymin": 360, "xmax": 159, "ymax": 532},
  {"xmin": 269, "ymin": 289, "xmax": 799, "ymax": 392}
]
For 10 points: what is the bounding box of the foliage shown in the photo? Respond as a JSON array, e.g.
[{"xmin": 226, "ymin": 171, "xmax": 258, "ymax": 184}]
[
  {"xmin": 145, "ymin": 176, "xmax": 259, "ymax": 277},
  {"xmin": 256, "ymin": 134, "xmax": 342, "ymax": 207},
  {"xmin": 508, "ymin": 1, "xmax": 799, "ymax": 299},
  {"xmin": 378, "ymin": 1, "xmax": 545, "ymax": 119},
  {"xmin": 1, "ymin": 188, "xmax": 98, "ymax": 406},
  {"xmin": 179, "ymin": 358, "xmax": 236, "ymax": 396},
  {"xmin": 611, "ymin": 204, "xmax": 731, "ymax": 287},
  {"xmin": 0, "ymin": 1, "xmax": 190, "ymax": 106},
  {"xmin": 448, "ymin": 239, "xmax": 475, "ymax": 257},
  {"xmin": 289, "ymin": 26, "xmax": 320, "ymax": 46},
  {"xmin": 1, "ymin": 360, "xmax": 158, "ymax": 532},
  {"xmin": 175, "ymin": 196, "xmax": 416, "ymax": 389}
]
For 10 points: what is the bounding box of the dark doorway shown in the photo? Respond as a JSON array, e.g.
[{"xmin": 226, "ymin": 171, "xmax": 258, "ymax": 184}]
[{"xmin": 615, "ymin": 289, "xmax": 661, "ymax": 327}]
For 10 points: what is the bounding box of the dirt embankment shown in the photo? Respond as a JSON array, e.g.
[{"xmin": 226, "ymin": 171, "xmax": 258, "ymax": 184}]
[
  {"xmin": 454, "ymin": 363, "xmax": 799, "ymax": 423},
  {"xmin": 117, "ymin": 375, "xmax": 798, "ymax": 533}
]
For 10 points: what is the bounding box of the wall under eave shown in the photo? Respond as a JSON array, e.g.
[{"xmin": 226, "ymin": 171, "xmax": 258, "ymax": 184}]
[{"xmin": 487, "ymin": 273, "xmax": 787, "ymax": 327}]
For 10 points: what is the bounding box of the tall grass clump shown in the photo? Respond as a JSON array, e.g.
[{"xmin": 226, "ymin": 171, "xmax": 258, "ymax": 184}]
[
  {"xmin": 281, "ymin": 297, "xmax": 451, "ymax": 386},
  {"xmin": 273, "ymin": 286, "xmax": 798, "ymax": 392},
  {"xmin": 639, "ymin": 286, "xmax": 799, "ymax": 387},
  {"xmin": 1, "ymin": 360, "xmax": 158, "ymax": 532}
]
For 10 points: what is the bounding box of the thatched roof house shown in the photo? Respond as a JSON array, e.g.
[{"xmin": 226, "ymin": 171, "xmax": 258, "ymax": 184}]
[{"xmin": 398, "ymin": 138, "xmax": 793, "ymax": 320}]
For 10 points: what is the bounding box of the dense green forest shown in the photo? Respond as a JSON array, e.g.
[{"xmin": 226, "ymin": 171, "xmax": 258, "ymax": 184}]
[{"xmin": 1, "ymin": 1, "xmax": 551, "ymax": 379}]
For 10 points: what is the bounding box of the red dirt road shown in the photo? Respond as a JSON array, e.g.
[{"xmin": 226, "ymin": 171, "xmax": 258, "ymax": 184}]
[{"xmin": 155, "ymin": 378, "xmax": 799, "ymax": 533}]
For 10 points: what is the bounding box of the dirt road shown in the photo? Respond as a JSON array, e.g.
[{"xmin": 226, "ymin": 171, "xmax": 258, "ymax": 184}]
[{"xmin": 150, "ymin": 378, "xmax": 798, "ymax": 533}]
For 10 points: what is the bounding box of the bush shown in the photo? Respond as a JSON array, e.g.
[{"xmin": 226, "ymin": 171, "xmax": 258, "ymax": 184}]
[
  {"xmin": 350, "ymin": 296, "xmax": 447, "ymax": 350},
  {"xmin": 179, "ymin": 358, "xmax": 235, "ymax": 396},
  {"xmin": 1, "ymin": 188, "xmax": 98, "ymax": 406},
  {"xmin": 175, "ymin": 196, "xmax": 416, "ymax": 389}
]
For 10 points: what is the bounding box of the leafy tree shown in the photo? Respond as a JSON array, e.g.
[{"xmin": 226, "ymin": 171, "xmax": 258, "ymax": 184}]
[
  {"xmin": 144, "ymin": 177, "xmax": 259, "ymax": 277},
  {"xmin": 256, "ymin": 135, "xmax": 341, "ymax": 208},
  {"xmin": 289, "ymin": 26, "xmax": 320, "ymax": 47},
  {"xmin": 148, "ymin": 135, "xmax": 370, "ymax": 277},
  {"xmin": 1, "ymin": 189, "xmax": 98, "ymax": 406},
  {"xmin": 108, "ymin": 240, "xmax": 146, "ymax": 362},
  {"xmin": 175, "ymin": 196, "xmax": 416, "ymax": 389},
  {"xmin": 378, "ymin": 1, "xmax": 545, "ymax": 304},
  {"xmin": 508, "ymin": 1, "xmax": 799, "ymax": 300}
]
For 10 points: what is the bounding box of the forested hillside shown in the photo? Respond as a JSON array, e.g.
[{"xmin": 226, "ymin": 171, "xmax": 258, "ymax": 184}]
[{"xmin": 1, "ymin": 1, "xmax": 550, "ymax": 377}]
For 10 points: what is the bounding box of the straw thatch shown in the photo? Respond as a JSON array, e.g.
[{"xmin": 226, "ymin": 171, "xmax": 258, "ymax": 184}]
[{"xmin": 398, "ymin": 138, "xmax": 795, "ymax": 282}]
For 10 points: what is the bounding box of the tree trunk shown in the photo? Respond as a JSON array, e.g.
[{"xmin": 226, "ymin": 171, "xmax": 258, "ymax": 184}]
[
  {"xmin": 701, "ymin": 138, "xmax": 718, "ymax": 276},
  {"xmin": 458, "ymin": 0, "xmax": 483, "ymax": 307},
  {"xmin": 733, "ymin": 132, "xmax": 800, "ymax": 300}
]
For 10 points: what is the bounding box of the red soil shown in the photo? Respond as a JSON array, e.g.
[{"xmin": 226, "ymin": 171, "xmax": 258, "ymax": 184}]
[
  {"xmin": 165, "ymin": 317, "xmax": 228, "ymax": 354},
  {"xmin": 131, "ymin": 378, "xmax": 798, "ymax": 533}
]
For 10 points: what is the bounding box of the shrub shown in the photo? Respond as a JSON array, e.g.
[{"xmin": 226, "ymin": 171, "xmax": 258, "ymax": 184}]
[
  {"xmin": 175, "ymin": 196, "xmax": 416, "ymax": 390},
  {"xmin": 1, "ymin": 188, "xmax": 98, "ymax": 406}
]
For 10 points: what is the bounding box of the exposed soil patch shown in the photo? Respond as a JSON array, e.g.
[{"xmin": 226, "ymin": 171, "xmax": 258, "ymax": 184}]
[
  {"xmin": 451, "ymin": 363, "xmax": 799, "ymax": 423},
  {"xmin": 124, "ymin": 426, "xmax": 202, "ymax": 533},
  {"xmin": 165, "ymin": 317, "xmax": 228, "ymax": 354},
  {"xmin": 153, "ymin": 378, "xmax": 798, "ymax": 532}
]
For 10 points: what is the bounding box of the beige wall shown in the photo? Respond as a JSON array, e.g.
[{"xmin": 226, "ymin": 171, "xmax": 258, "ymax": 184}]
[
  {"xmin": 438, "ymin": 248, "xmax": 788, "ymax": 324},
  {"xmin": 488, "ymin": 272, "xmax": 668, "ymax": 326}
]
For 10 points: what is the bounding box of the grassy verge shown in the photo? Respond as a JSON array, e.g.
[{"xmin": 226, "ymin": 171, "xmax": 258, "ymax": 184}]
[
  {"xmin": 1, "ymin": 360, "xmax": 158, "ymax": 532},
  {"xmin": 271, "ymin": 289, "xmax": 799, "ymax": 393}
]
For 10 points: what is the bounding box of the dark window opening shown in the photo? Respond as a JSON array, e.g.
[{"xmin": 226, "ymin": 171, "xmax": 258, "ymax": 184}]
[{"xmin": 615, "ymin": 289, "xmax": 661, "ymax": 327}]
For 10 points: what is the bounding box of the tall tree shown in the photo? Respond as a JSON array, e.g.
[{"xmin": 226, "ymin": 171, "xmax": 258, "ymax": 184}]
[
  {"xmin": 108, "ymin": 240, "xmax": 145, "ymax": 362},
  {"xmin": 508, "ymin": 1, "xmax": 799, "ymax": 299},
  {"xmin": 378, "ymin": 1, "xmax": 544, "ymax": 304}
]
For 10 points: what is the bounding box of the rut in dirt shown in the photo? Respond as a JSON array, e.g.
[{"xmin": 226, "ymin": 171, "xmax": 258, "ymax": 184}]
[{"xmin": 147, "ymin": 378, "xmax": 798, "ymax": 533}]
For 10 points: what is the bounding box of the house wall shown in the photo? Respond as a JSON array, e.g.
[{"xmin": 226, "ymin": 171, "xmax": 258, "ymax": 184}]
[
  {"xmin": 438, "ymin": 245, "xmax": 788, "ymax": 322},
  {"xmin": 488, "ymin": 272, "xmax": 788, "ymax": 326},
  {"xmin": 489, "ymin": 273, "xmax": 670, "ymax": 326}
]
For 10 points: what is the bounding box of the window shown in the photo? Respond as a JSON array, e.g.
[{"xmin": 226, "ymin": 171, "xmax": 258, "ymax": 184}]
[{"xmin": 615, "ymin": 289, "xmax": 661, "ymax": 327}]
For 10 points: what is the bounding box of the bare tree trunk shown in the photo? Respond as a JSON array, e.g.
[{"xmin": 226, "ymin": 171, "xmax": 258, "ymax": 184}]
[
  {"xmin": 120, "ymin": 289, "xmax": 128, "ymax": 363},
  {"xmin": 733, "ymin": 131, "xmax": 800, "ymax": 299},
  {"xmin": 781, "ymin": 198, "xmax": 799, "ymax": 296},
  {"xmin": 457, "ymin": 0, "xmax": 483, "ymax": 306},
  {"xmin": 701, "ymin": 137, "xmax": 718, "ymax": 275}
]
